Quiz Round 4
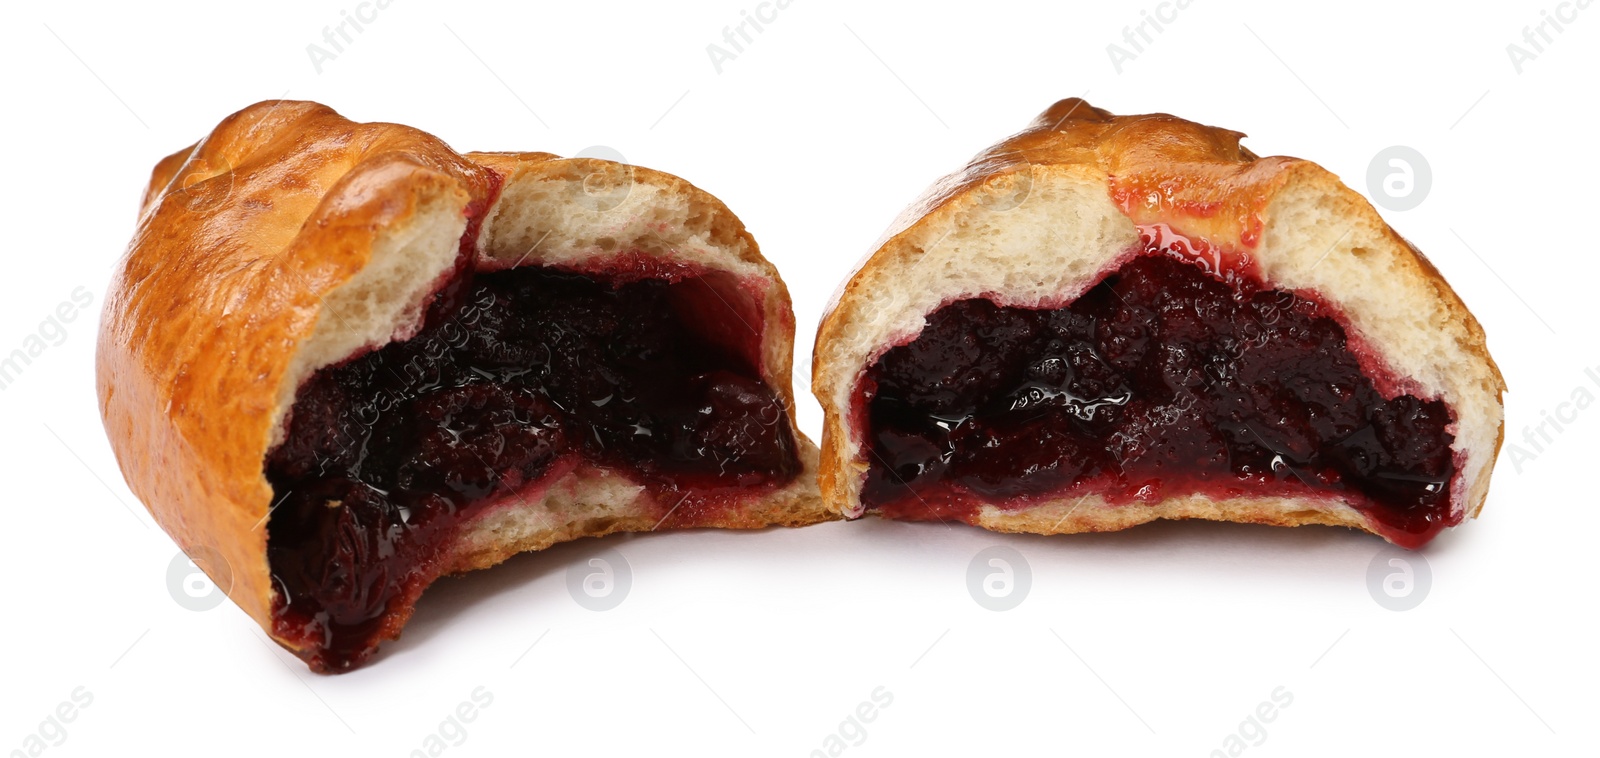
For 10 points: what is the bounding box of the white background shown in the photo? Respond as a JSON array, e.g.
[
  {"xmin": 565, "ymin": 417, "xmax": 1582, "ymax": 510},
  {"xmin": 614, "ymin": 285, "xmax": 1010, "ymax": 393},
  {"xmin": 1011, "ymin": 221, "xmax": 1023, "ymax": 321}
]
[{"xmin": 1, "ymin": 0, "xmax": 1596, "ymax": 755}]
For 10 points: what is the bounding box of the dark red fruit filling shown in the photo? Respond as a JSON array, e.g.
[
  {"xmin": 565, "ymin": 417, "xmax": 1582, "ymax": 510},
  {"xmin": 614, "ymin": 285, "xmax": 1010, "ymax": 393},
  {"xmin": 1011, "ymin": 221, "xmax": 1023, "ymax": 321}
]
[
  {"xmin": 860, "ymin": 242, "xmax": 1458, "ymax": 548},
  {"xmin": 267, "ymin": 266, "xmax": 800, "ymax": 672}
]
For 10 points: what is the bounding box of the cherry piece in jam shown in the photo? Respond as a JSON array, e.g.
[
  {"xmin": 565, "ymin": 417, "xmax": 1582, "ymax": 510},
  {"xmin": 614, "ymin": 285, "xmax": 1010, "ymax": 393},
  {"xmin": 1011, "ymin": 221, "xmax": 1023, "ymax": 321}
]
[
  {"xmin": 266, "ymin": 266, "xmax": 800, "ymax": 672},
  {"xmin": 860, "ymin": 249, "xmax": 1457, "ymax": 548}
]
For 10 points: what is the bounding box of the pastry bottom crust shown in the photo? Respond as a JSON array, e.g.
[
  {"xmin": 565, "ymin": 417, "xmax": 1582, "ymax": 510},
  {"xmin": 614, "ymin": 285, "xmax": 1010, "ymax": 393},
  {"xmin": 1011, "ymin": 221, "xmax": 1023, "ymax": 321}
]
[
  {"xmin": 448, "ymin": 444, "xmax": 830, "ymax": 574},
  {"xmin": 967, "ymin": 491, "xmax": 1371, "ymax": 537}
]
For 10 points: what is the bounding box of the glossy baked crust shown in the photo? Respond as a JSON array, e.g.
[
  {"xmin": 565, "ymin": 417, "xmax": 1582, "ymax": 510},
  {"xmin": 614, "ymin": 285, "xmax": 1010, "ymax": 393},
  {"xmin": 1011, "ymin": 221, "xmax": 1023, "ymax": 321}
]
[
  {"xmin": 812, "ymin": 98, "xmax": 1506, "ymax": 543},
  {"xmin": 98, "ymin": 101, "xmax": 828, "ymax": 658}
]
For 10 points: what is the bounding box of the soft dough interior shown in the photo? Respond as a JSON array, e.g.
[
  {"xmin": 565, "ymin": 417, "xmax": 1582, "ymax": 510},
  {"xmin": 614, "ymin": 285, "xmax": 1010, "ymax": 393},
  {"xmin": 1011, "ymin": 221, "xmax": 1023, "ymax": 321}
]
[{"xmin": 856, "ymin": 234, "xmax": 1460, "ymax": 548}]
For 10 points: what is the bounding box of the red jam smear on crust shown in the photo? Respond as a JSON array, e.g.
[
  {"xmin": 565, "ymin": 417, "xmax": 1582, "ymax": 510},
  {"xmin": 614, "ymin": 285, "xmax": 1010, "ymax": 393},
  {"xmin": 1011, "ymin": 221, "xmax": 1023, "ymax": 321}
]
[
  {"xmin": 858, "ymin": 226, "xmax": 1458, "ymax": 548},
  {"xmin": 266, "ymin": 262, "xmax": 799, "ymax": 672},
  {"xmin": 1109, "ymin": 169, "xmax": 1274, "ymax": 247}
]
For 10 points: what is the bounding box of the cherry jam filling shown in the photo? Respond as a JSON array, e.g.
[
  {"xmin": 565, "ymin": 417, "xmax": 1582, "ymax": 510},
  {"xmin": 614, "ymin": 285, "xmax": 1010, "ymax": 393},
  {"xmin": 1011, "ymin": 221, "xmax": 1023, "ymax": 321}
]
[
  {"xmin": 266, "ymin": 265, "xmax": 800, "ymax": 672},
  {"xmin": 860, "ymin": 246, "xmax": 1458, "ymax": 548}
]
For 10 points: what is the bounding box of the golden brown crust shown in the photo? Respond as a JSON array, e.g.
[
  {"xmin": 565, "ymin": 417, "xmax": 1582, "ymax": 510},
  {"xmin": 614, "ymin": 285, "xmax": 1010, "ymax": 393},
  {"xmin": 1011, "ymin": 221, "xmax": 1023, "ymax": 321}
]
[
  {"xmin": 99, "ymin": 101, "xmax": 828, "ymax": 662},
  {"xmin": 100, "ymin": 100, "xmax": 499, "ymax": 635},
  {"xmin": 813, "ymin": 98, "xmax": 1506, "ymax": 543}
]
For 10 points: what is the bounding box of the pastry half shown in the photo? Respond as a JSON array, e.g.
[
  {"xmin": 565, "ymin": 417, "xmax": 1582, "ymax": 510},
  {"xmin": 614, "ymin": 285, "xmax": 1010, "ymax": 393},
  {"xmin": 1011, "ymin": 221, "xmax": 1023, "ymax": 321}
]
[
  {"xmin": 812, "ymin": 99, "xmax": 1504, "ymax": 549},
  {"xmin": 99, "ymin": 101, "xmax": 828, "ymax": 672}
]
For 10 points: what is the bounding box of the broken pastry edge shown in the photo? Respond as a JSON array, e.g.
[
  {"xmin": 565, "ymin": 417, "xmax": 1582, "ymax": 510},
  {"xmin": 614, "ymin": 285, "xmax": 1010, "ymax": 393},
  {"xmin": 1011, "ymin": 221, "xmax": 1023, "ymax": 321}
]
[
  {"xmin": 271, "ymin": 161, "xmax": 832, "ymax": 667},
  {"xmin": 812, "ymin": 99, "xmax": 1505, "ymax": 544},
  {"xmin": 267, "ymin": 157, "xmax": 831, "ymax": 667},
  {"xmin": 97, "ymin": 101, "xmax": 829, "ymax": 669}
]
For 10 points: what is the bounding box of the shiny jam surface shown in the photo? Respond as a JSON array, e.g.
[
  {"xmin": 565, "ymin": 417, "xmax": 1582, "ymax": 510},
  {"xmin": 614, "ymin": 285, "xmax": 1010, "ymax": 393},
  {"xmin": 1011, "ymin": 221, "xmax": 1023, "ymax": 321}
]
[
  {"xmin": 267, "ymin": 265, "xmax": 800, "ymax": 672},
  {"xmin": 859, "ymin": 230, "xmax": 1459, "ymax": 548}
]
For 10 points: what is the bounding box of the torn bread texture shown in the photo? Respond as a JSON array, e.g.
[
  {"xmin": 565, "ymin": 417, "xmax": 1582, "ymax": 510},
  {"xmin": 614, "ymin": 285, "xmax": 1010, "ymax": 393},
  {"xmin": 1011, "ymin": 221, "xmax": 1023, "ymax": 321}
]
[{"xmin": 812, "ymin": 98, "xmax": 1504, "ymax": 543}]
